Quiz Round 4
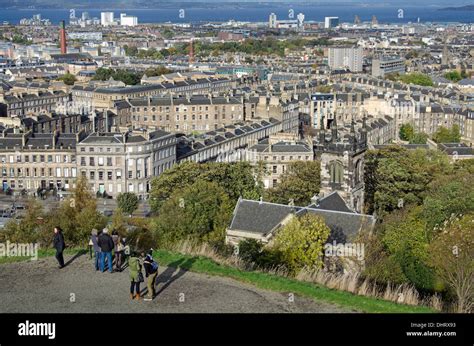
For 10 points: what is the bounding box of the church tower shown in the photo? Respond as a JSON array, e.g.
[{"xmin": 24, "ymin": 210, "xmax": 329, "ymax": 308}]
[{"xmin": 316, "ymin": 112, "xmax": 367, "ymax": 213}]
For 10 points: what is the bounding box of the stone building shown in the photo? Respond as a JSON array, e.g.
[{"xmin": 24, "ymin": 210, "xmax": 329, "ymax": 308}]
[
  {"xmin": 248, "ymin": 133, "xmax": 314, "ymax": 188},
  {"xmin": 76, "ymin": 129, "xmax": 176, "ymax": 199},
  {"xmin": 315, "ymin": 114, "xmax": 368, "ymax": 213},
  {"xmin": 0, "ymin": 129, "xmax": 80, "ymax": 194}
]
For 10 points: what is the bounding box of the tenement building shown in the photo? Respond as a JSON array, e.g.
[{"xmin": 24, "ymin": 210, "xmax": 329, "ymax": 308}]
[
  {"xmin": 76, "ymin": 130, "xmax": 176, "ymax": 199},
  {"xmin": 115, "ymin": 94, "xmax": 257, "ymax": 134},
  {"xmin": 0, "ymin": 129, "xmax": 80, "ymax": 193}
]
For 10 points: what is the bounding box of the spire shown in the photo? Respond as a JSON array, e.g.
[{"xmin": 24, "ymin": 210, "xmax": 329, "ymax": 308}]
[
  {"xmin": 331, "ymin": 112, "xmax": 338, "ymax": 143},
  {"xmin": 319, "ymin": 113, "xmax": 326, "ymax": 144}
]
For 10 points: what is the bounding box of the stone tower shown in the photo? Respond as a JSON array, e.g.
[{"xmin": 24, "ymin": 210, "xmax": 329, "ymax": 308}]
[{"xmin": 316, "ymin": 113, "xmax": 367, "ymax": 213}]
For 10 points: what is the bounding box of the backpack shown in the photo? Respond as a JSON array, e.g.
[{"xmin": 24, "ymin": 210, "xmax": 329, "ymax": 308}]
[{"xmin": 151, "ymin": 261, "xmax": 158, "ymax": 272}]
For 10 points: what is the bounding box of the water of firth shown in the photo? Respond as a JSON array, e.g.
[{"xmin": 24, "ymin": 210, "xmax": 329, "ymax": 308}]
[{"xmin": 0, "ymin": 5, "xmax": 472, "ymax": 24}]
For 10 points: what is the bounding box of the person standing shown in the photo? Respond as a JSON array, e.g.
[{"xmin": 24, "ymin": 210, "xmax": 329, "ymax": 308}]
[
  {"xmin": 111, "ymin": 231, "xmax": 124, "ymax": 272},
  {"xmin": 97, "ymin": 228, "xmax": 114, "ymax": 273},
  {"xmin": 53, "ymin": 226, "xmax": 65, "ymax": 269},
  {"xmin": 143, "ymin": 253, "xmax": 158, "ymax": 301},
  {"xmin": 129, "ymin": 251, "xmax": 143, "ymax": 300},
  {"xmin": 90, "ymin": 229, "xmax": 101, "ymax": 271}
]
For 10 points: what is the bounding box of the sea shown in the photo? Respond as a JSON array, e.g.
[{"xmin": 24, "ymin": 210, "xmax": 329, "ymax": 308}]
[{"xmin": 0, "ymin": 5, "xmax": 472, "ymax": 24}]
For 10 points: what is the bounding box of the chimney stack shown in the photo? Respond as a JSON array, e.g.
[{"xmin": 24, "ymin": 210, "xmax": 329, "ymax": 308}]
[{"xmin": 59, "ymin": 20, "xmax": 67, "ymax": 54}]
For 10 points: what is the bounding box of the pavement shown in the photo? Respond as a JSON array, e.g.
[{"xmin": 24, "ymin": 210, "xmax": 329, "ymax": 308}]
[{"xmin": 0, "ymin": 253, "xmax": 353, "ymax": 313}]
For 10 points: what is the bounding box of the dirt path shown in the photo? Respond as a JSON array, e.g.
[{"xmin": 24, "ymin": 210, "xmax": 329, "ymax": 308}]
[{"xmin": 0, "ymin": 253, "xmax": 354, "ymax": 313}]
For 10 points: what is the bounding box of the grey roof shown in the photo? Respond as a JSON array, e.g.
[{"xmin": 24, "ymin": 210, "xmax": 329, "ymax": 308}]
[
  {"xmin": 228, "ymin": 198, "xmax": 375, "ymax": 240},
  {"xmin": 309, "ymin": 191, "xmax": 353, "ymax": 213}
]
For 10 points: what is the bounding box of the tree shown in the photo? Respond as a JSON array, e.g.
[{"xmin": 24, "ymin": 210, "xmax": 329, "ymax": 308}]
[
  {"xmin": 429, "ymin": 214, "xmax": 474, "ymax": 312},
  {"xmin": 410, "ymin": 132, "xmax": 428, "ymax": 144},
  {"xmin": 266, "ymin": 161, "xmax": 321, "ymax": 206},
  {"xmin": 422, "ymin": 170, "xmax": 474, "ymax": 235},
  {"xmin": 273, "ymin": 213, "xmax": 330, "ymax": 274},
  {"xmin": 117, "ymin": 192, "xmax": 139, "ymax": 216},
  {"xmin": 150, "ymin": 161, "xmax": 262, "ymax": 213},
  {"xmin": 432, "ymin": 125, "xmax": 461, "ymax": 143},
  {"xmin": 399, "ymin": 123, "xmax": 414, "ymax": 141},
  {"xmin": 364, "ymin": 146, "xmax": 451, "ymax": 217},
  {"xmin": 380, "ymin": 206, "xmax": 438, "ymax": 291},
  {"xmin": 58, "ymin": 73, "xmax": 77, "ymax": 86},
  {"xmin": 444, "ymin": 71, "xmax": 463, "ymax": 82},
  {"xmin": 399, "ymin": 73, "xmax": 433, "ymax": 87},
  {"xmin": 152, "ymin": 180, "xmax": 233, "ymax": 246}
]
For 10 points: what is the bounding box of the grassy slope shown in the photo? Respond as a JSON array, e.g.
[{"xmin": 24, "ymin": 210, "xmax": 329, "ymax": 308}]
[
  {"xmin": 152, "ymin": 250, "xmax": 434, "ymax": 313},
  {"xmin": 0, "ymin": 247, "xmax": 434, "ymax": 313}
]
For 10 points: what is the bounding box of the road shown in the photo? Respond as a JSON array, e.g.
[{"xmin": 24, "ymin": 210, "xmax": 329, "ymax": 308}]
[{"xmin": 0, "ymin": 253, "xmax": 353, "ymax": 313}]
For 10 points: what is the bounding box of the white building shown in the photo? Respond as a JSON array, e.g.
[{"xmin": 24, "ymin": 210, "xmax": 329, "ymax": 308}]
[
  {"xmin": 120, "ymin": 13, "xmax": 138, "ymax": 27},
  {"xmin": 297, "ymin": 13, "xmax": 305, "ymax": 28},
  {"xmin": 269, "ymin": 13, "xmax": 277, "ymax": 28},
  {"xmin": 324, "ymin": 16, "xmax": 339, "ymax": 29},
  {"xmin": 100, "ymin": 12, "xmax": 114, "ymax": 26},
  {"xmin": 328, "ymin": 46, "xmax": 363, "ymax": 72}
]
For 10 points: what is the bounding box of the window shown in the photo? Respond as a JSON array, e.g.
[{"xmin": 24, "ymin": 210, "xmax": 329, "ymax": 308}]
[
  {"xmin": 107, "ymin": 171, "xmax": 112, "ymax": 180},
  {"xmin": 90, "ymin": 171, "xmax": 95, "ymax": 180},
  {"xmin": 89, "ymin": 157, "xmax": 95, "ymax": 166},
  {"xmin": 272, "ymin": 166, "xmax": 277, "ymax": 174},
  {"xmin": 98, "ymin": 171, "xmax": 104, "ymax": 180},
  {"xmin": 329, "ymin": 161, "xmax": 344, "ymax": 184}
]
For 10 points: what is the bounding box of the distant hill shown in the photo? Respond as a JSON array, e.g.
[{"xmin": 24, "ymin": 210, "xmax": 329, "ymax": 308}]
[{"xmin": 439, "ymin": 4, "xmax": 474, "ymax": 11}]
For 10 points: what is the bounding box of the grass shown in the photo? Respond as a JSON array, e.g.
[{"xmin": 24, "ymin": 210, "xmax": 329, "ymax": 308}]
[
  {"xmin": 152, "ymin": 249, "xmax": 435, "ymax": 313},
  {"xmin": 0, "ymin": 247, "xmax": 435, "ymax": 313}
]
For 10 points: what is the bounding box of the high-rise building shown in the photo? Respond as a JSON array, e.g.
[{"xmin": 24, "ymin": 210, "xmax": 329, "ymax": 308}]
[
  {"xmin": 324, "ymin": 17, "xmax": 339, "ymax": 29},
  {"xmin": 100, "ymin": 12, "xmax": 114, "ymax": 26},
  {"xmin": 354, "ymin": 15, "xmax": 361, "ymax": 24},
  {"xmin": 120, "ymin": 13, "xmax": 138, "ymax": 26},
  {"xmin": 328, "ymin": 46, "xmax": 363, "ymax": 72},
  {"xmin": 269, "ymin": 13, "xmax": 277, "ymax": 28}
]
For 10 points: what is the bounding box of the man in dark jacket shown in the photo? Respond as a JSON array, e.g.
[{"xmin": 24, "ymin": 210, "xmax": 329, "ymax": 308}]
[
  {"xmin": 97, "ymin": 228, "xmax": 114, "ymax": 273},
  {"xmin": 143, "ymin": 253, "xmax": 158, "ymax": 301},
  {"xmin": 53, "ymin": 226, "xmax": 65, "ymax": 269}
]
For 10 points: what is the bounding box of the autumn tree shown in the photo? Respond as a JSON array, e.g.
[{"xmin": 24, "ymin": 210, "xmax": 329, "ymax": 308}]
[
  {"xmin": 429, "ymin": 213, "xmax": 474, "ymax": 312},
  {"xmin": 272, "ymin": 213, "xmax": 330, "ymax": 274}
]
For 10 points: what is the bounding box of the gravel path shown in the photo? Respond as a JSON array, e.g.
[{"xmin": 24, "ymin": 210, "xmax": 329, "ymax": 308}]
[{"xmin": 0, "ymin": 253, "xmax": 353, "ymax": 313}]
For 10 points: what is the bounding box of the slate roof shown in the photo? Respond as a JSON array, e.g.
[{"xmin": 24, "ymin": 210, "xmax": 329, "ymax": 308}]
[
  {"xmin": 228, "ymin": 198, "xmax": 375, "ymax": 240},
  {"xmin": 308, "ymin": 191, "xmax": 353, "ymax": 213}
]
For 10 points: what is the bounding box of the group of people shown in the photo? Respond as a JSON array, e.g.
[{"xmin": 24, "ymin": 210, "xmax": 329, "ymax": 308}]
[
  {"xmin": 52, "ymin": 226, "xmax": 159, "ymax": 301},
  {"xmin": 89, "ymin": 228, "xmax": 126, "ymax": 273}
]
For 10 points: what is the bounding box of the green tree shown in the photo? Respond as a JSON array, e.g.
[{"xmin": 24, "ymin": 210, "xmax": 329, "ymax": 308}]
[
  {"xmin": 429, "ymin": 213, "xmax": 474, "ymax": 312},
  {"xmin": 380, "ymin": 206, "xmax": 438, "ymax": 291},
  {"xmin": 150, "ymin": 161, "xmax": 262, "ymax": 213},
  {"xmin": 399, "ymin": 73, "xmax": 433, "ymax": 87},
  {"xmin": 273, "ymin": 213, "xmax": 330, "ymax": 274},
  {"xmin": 444, "ymin": 71, "xmax": 463, "ymax": 82},
  {"xmin": 58, "ymin": 73, "xmax": 77, "ymax": 85},
  {"xmin": 152, "ymin": 180, "xmax": 233, "ymax": 246},
  {"xmin": 422, "ymin": 170, "xmax": 474, "ymax": 234},
  {"xmin": 266, "ymin": 161, "xmax": 321, "ymax": 206},
  {"xmin": 117, "ymin": 192, "xmax": 139, "ymax": 216},
  {"xmin": 364, "ymin": 146, "xmax": 451, "ymax": 218},
  {"xmin": 399, "ymin": 123, "xmax": 415, "ymax": 141},
  {"xmin": 432, "ymin": 125, "xmax": 461, "ymax": 143},
  {"xmin": 410, "ymin": 132, "xmax": 428, "ymax": 144}
]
